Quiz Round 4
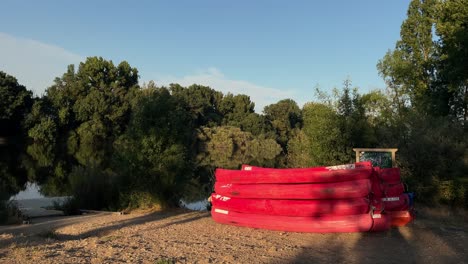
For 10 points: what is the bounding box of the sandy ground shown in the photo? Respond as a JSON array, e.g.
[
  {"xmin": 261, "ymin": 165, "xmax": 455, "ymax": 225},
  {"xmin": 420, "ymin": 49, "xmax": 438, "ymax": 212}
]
[{"xmin": 0, "ymin": 207, "xmax": 467, "ymax": 264}]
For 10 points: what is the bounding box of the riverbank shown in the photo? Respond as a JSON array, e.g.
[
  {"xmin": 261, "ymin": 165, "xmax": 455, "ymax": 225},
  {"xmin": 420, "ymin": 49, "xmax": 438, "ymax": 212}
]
[{"xmin": 0, "ymin": 207, "xmax": 467, "ymax": 263}]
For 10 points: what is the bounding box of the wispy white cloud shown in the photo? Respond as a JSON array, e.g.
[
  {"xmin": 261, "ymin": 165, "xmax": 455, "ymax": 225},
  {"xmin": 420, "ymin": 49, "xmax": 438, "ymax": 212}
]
[
  {"xmin": 0, "ymin": 32, "xmax": 83, "ymax": 96},
  {"xmin": 151, "ymin": 67, "xmax": 298, "ymax": 112},
  {"xmin": 0, "ymin": 33, "xmax": 303, "ymax": 111}
]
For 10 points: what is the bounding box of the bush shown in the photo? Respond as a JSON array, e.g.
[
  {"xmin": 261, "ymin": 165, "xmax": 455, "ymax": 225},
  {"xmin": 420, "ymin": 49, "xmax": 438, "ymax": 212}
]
[
  {"xmin": 67, "ymin": 163, "xmax": 118, "ymax": 211},
  {"xmin": 52, "ymin": 198, "xmax": 81, "ymax": 215},
  {"xmin": 386, "ymin": 114, "xmax": 468, "ymax": 207},
  {"xmin": 181, "ymin": 177, "xmax": 212, "ymax": 203},
  {"xmin": 0, "ymin": 200, "xmax": 22, "ymax": 224},
  {"xmin": 120, "ymin": 191, "xmax": 161, "ymax": 211},
  {"xmin": 440, "ymin": 180, "xmax": 468, "ymax": 208},
  {"xmin": 0, "ymin": 200, "xmax": 10, "ymax": 224}
]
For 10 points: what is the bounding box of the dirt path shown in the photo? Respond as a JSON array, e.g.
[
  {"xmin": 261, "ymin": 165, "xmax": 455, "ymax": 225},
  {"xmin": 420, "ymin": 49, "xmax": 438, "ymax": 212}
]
[{"xmin": 0, "ymin": 208, "xmax": 467, "ymax": 264}]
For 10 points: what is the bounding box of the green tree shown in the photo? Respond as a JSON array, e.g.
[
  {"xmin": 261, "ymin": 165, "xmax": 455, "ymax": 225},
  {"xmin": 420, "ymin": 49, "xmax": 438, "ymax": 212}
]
[
  {"xmin": 264, "ymin": 99, "xmax": 302, "ymax": 146},
  {"xmin": 304, "ymin": 81, "xmax": 376, "ymax": 166},
  {"xmin": 301, "ymin": 102, "xmax": 345, "ymax": 166},
  {"xmin": 263, "ymin": 99, "xmax": 302, "ymax": 166},
  {"xmin": 170, "ymin": 84, "xmax": 223, "ymax": 127},
  {"xmin": 219, "ymin": 93, "xmax": 255, "ymax": 126},
  {"xmin": 377, "ymin": 0, "xmax": 437, "ymax": 114},
  {"xmin": 0, "ymin": 71, "xmax": 33, "ymax": 136},
  {"xmin": 24, "ymin": 96, "xmax": 59, "ymax": 143},
  {"xmin": 336, "ymin": 80, "xmax": 377, "ymax": 152},
  {"xmin": 360, "ymin": 90, "xmax": 394, "ymax": 126},
  {"xmin": 0, "ymin": 71, "xmax": 32, "ymax": 214},
  {"xmin": 435, "ymin": 0, "xmax": 468, "ymax": 120},
  {"xmin": 377, "ymin": 0, "xmax": 468, "ymax": 120},
  {"xmin": 218, "ymin": 93, "xmax": 274, "ymax": 136},
  {"xmin": 196, "ymin": 126, "xmax": 281, "ymax": 169},
  {"xmin": 114, "ymin": 86, "xmax": 193, "ymax": 207},
  {"xmin": 45, "ymin": 59, "xmax": 138, "ymax": 138},
  {"xmin": 29, "ymin": 57, "xmax": 140, "ymax": 166},
  {"xmin": 286, "ymin": 129, "xmax": 313, "ymax": 168},
  {"xmin": 237, "ymin": 112, "xmax": 275, "ymax": 137},
  {"xmin": 21, "ymin": 57, "xmax": 140, "ymax": 204}
]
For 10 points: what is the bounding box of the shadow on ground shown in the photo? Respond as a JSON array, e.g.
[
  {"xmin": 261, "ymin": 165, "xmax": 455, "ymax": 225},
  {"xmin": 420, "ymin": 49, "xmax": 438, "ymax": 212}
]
[
  {"xmin": 289, "ymin": 209, "xmax": 468, "ymax": 264},
  {"xmin": 0, "ymin": 209, "xmax": 210, "ymax": 249}
]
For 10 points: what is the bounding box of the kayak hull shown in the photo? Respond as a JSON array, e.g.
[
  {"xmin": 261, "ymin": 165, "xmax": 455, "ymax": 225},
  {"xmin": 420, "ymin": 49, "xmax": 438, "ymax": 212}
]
[
  {"xmin": 211, "ymin": 206, "xmax": 382, "ymax": 233},
  {"xmin": 379, "ymin": 168, "xmax": 401, "ymax": 184},
  {"xmin": 217, "ymin": 163, "xmax": 373, "ymax": 184},
  {"xmin": 387, "ymin": 210, "xmax": 414, "ymax": 227},
  {"xmin": 211, "ymin": 194, "xmax": 370, "ymax": 216},
  {"xmin": 214, "ymin": 179, "xmax": 372, "ymax": 199},
  {"xmin": 382, "ymin": 183, "xmax": 405, "ymax": 197},
  {"xmin": 382, "ymin": 193, "xmax": 410, "ymax": 211}
]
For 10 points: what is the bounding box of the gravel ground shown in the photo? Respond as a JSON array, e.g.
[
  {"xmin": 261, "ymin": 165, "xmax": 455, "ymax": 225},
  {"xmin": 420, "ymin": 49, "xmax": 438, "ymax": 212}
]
[{"xmin": 0, "ymin": 207, "xmax": 467, "ymax": 264}]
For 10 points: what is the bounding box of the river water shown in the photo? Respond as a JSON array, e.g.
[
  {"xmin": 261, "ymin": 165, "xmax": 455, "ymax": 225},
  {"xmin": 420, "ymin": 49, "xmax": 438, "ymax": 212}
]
[
  {"xmin": 9, "ymin": 183, "xmax": 68, "ymax": 218},
  {"xmin": 7, "ymin": 183, "xmax": 208, "ymax": 218}
]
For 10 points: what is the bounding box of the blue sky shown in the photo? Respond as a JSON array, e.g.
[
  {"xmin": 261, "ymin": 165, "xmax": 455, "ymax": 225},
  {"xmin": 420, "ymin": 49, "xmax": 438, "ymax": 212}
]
[{"xmin": 0, "ymin": 0, "xmax": 409, "ymax": 111}]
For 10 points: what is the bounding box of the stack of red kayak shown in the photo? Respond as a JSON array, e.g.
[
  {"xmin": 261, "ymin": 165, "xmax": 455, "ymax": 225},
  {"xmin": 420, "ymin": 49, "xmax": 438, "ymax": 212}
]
[
  {"xmin": 211, "ymin": 162, "xmax": 414, "ymax": 233},
  {"xmin": 373, "ymin": 167, "xmax": 415, "ymax": 227}
]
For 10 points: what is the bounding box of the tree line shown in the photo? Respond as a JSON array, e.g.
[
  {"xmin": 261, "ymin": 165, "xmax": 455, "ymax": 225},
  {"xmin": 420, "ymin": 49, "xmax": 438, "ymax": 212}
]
[{"xmin": 0, "ymin": 0, "xmax": 467, "ymax": 216}]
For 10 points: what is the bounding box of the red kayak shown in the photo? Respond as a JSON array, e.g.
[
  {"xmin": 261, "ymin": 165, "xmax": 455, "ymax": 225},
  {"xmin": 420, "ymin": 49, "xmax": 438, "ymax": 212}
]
[
  {"xmin": 211, "ymin": 194, "xmax": 370, "ymax": 216},
  {"xmin": 241, "ymin": 161, "xmax": 372, "ymax": 171},
  {"xmin": 382, "ymin": 183, "xmax": 405, "ymax": 197},
  {"xmin": 371, "ymin": 170, "xmax": 384, "ymax": 198},
  {"xmin": 216, "ymin": 165, "xmax": 373, "ymax": 184},
  {"xmin": 211, "ymin": 206, "xmax": 387, "ymax": 233},
  {"xmin": 382, "ymin": 193, "xmax": 410, "ymax": 211},
  {"xmin": 371, "ymin": 213, "xmax": 392, "ymax": 231},
  {"xmin": 379, "ymin": 168, "xmax": 401, "ymax": 184},
  {"xmin": 214, "ymin": 179, "xmax": 371, "ymax": 199},
  {"xmin": 386, "ymin": 210, "xmax": 414, "ymax": 227}
]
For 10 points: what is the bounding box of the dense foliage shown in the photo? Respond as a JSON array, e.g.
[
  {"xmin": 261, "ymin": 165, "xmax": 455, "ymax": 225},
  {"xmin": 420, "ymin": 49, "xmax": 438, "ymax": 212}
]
[{"xmin": 1, "ymin": 1, "xmax": 467, "ymax": 217}]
